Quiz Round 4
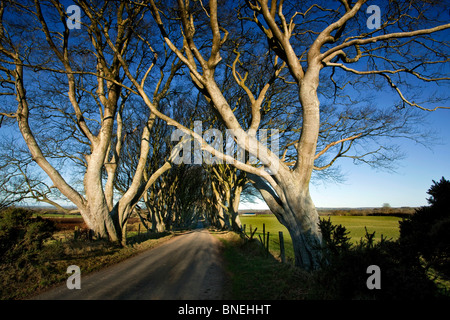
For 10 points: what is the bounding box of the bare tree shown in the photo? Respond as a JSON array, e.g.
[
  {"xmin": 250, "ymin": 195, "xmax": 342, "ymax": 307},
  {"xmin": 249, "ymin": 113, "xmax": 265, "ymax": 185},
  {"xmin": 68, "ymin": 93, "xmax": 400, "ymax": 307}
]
[
  {"xmin": 1, "ymin": 0, "xmax": 447, "ymax": 270},
  {"xmin": 121, "ymin": 0, "xmax": 448, "ymax": 269},
  {"xmin": 0, "ymin": 1, "xmax": 180, "ymax": 244},
  {"xmin": 207, "ymin": 164, "xmax": 246, "ymax": 230}
]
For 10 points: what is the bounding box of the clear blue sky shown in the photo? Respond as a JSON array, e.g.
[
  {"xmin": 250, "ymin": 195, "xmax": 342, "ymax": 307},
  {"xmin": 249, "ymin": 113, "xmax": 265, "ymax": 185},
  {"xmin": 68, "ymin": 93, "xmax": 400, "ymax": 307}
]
[
  {"xmin": 241, "ymin": 108, "xmax": 450, "ymax": 209},
  {"xmin": 311, "ymin": 109, "xmax": 450, "ymax": 208},
  {"xmin": 2, "ymin": 0, "xmax": 448, "ymax": 210}
]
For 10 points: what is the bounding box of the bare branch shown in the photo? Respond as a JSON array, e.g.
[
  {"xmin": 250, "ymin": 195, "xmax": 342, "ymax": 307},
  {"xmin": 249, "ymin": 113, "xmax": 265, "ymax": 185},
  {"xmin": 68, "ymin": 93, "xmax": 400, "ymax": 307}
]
[{"xmin": 320, "ymin": 23, "xmax": 450, "ymax": 63}]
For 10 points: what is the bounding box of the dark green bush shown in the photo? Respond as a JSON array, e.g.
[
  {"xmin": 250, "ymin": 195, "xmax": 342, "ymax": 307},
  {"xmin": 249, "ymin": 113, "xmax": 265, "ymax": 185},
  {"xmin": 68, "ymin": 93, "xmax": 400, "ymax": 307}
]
[
  {"xmin": 0, "ymin": 207, "xmax": 55, "ymax": 265},
  {"xmin": 399, "ymin": 177, "xmax": 450, "ymax": 276},
  {"xmin": 314, "ymin": 217, "xmax": 443, "ymax": 300},
  {"xmin": 318, "ymin": 217, "xmax": 352, "ymax": 259}
]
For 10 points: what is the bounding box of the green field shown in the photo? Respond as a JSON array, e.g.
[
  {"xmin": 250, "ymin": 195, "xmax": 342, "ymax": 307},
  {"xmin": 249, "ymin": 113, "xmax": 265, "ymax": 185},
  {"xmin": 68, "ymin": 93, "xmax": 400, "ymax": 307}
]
[{"xmin": 239, "ymin": 215, "xmax": 402, "ymax": 263}]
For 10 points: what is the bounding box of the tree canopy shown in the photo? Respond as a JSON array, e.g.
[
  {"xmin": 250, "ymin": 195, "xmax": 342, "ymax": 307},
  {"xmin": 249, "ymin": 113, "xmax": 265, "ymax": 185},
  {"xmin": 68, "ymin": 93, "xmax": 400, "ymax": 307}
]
[{"xmin": 0, "ymin": 0, "xmax": 448, "ymax": 268}]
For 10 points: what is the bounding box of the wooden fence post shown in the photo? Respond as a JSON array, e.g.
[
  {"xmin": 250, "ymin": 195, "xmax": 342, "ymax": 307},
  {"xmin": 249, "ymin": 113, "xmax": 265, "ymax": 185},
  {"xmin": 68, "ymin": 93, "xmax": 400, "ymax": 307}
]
[
  {"xmin": 74, "ymin": 226, "xmax": 79, "ymax": 240},
  {"xmin": 262, "ymin": 223, "xmax": 266, "ymax": 246},
  {"xmin": 279, "ymin": 231, "xmax": 285, "ymax": 263}
]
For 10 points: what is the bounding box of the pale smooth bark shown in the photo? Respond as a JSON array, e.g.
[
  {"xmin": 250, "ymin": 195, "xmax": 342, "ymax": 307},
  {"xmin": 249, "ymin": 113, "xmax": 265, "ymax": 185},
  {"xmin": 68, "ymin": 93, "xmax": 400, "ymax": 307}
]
[
  {"xmin": 230, "ymin": 185, "xmax": 243, "ymax": 231},
  {"xmin": 0, "ymin": 1, "xmax": 180, "ymax": 243},
  {"xmin": 101, "ymin": 0, "xmax": 449, "ymax": 268},
  {"xmin": 143, "ymin": 0, "xmax": 324, "ymax": 269}
]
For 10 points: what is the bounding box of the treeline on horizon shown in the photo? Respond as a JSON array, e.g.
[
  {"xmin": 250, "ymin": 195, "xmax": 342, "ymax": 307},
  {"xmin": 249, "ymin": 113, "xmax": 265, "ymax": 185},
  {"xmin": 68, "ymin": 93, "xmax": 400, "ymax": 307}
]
[
  {"xmin": 24, "ymin": 206, "xmax": 416, "ymax": 218},
  {"xmin": 240, "ymin": 207, "xmax": 416, "ymax": 217}
]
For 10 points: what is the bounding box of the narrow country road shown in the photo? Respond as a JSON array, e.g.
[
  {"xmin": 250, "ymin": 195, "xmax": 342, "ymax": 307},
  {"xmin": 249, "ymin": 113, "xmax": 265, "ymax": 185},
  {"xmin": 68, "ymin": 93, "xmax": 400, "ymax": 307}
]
[{"xmin": 32, "ymin": 229, "xmax": 225, "ymax": 300}]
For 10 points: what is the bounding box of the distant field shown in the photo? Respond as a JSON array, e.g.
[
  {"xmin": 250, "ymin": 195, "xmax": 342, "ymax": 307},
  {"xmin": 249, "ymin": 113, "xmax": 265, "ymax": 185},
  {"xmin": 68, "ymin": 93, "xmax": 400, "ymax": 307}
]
[
  {"xmin": 239, "ymin": 215, "xmax": 402, "ymax": 263},
  {"xmin": 327, "ymin": 216, "xmax": 402, "ymax": 242}
]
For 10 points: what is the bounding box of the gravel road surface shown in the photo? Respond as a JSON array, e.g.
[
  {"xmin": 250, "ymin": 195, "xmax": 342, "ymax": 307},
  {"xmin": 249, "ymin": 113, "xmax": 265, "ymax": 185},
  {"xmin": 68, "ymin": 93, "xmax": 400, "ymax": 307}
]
[{"xmin": 32, "ymin": 229, "xmax": 225, "ymax": 300}]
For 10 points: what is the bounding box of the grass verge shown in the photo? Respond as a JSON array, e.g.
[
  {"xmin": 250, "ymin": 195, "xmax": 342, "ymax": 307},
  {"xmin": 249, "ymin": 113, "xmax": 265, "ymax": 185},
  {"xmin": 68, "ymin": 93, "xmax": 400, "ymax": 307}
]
[{"xmin": 214, "ymin": 231, "xmax": 312, "ymax": 300}]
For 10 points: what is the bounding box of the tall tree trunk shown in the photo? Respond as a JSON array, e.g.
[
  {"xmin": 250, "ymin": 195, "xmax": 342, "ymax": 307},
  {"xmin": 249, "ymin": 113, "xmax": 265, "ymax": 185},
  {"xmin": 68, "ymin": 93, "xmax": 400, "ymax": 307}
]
[
  {"xmin": 84, "ymin": 148, "xmax": 119, "ymax": 241},
  {"xmin": 153, "ymin": 210, "xmax": 166, "ymax": 233},
  {"xmin": 273, "ymin": 65, "xmax": 323, "ymax": 269},
  {"xmin": 249, "ymin": 170, "xmax": 322, "ymax": 270},
  {"xmin": 144, "ymin": 191, "xmax": 166, "ymax": 233},
  {"xmin": 230, "ymin": 185, "xmax": 243, "ymax": 232},
  {"xmin": 279, "ymin": 182, "xmax": 322, "ymax": 269},
  {"xmin": 212, "ymin": 181, "xmax": 230, "ymax": 229}
]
